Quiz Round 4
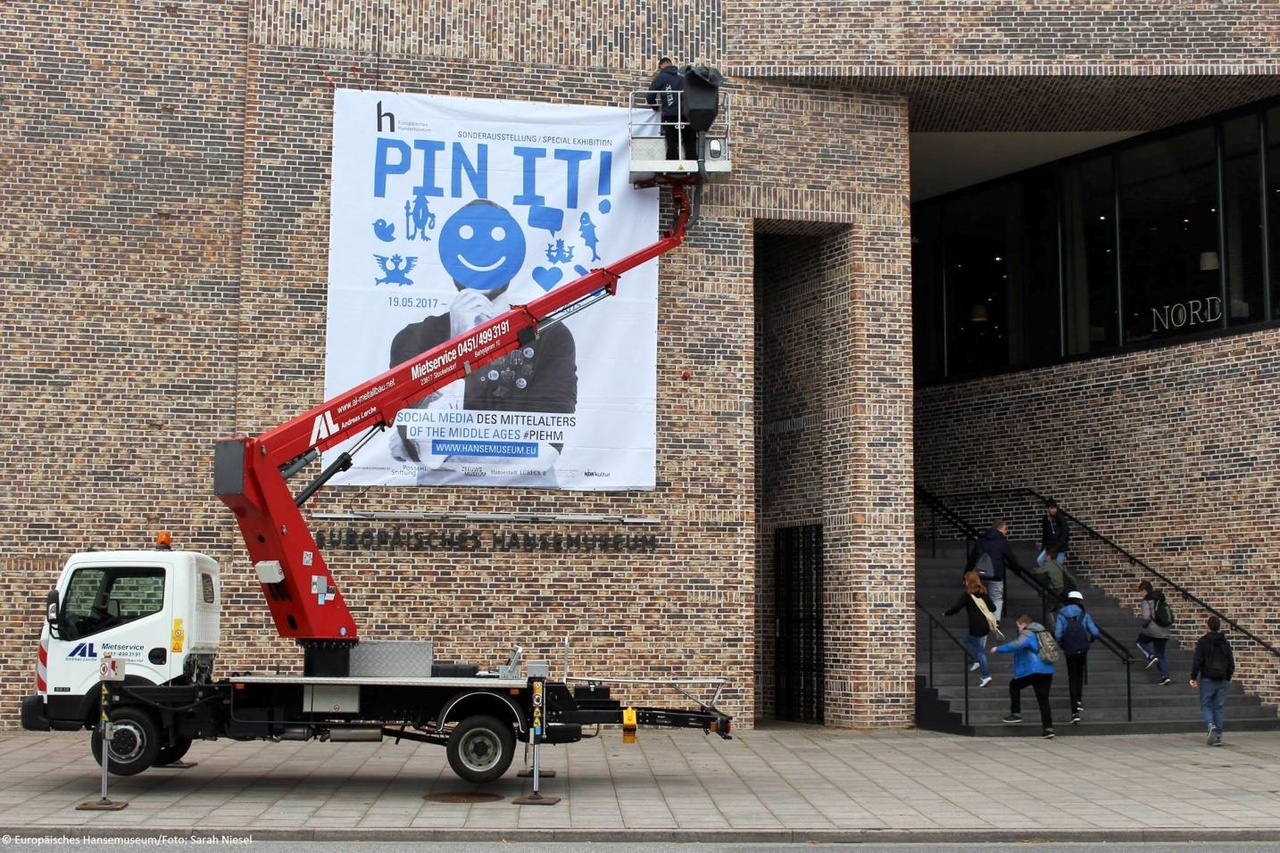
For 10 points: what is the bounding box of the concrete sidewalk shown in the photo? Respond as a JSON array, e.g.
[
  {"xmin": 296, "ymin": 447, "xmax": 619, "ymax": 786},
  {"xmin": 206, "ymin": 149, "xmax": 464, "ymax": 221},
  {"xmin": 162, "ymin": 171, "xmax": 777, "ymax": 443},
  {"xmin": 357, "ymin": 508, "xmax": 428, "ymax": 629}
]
[{"xmin": 2, "ymin": 724, "xmax": 1280, "ymax": 843}]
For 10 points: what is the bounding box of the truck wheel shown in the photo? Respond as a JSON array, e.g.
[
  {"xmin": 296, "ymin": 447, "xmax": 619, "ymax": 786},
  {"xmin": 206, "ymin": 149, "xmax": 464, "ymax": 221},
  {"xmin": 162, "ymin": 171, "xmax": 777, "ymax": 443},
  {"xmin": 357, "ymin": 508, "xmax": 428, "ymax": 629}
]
[
  {"xmin": 89, "ymin": 707, "xmax": 161, "ymax": 776},
  {"xmin": 153, "ymin": 737, "xmax": 193, "ymax": 767},
  {"xmin": 446, "ymin": 715, "xmax": 515, "ymax": 784}
]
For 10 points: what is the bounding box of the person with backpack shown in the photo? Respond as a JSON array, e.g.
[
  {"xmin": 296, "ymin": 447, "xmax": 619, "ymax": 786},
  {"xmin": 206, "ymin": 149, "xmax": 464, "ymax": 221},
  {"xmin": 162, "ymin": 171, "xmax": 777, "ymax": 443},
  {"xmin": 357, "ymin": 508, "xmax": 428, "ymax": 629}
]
[
  {"xmin": 991, "ymin": 613, "xmax": 1058, "ymax": 739},
  {"xmin": 1137, "ymin": 580, "xmax": 1173, "ymax": 685},
  {"xmin": 1054, "ymin": 589, "xmax": 1101, "ymax": 724},
  {"xmin": 965, "ymin": 521, "xmax": 1024, "ymax": 623},
  {"xmin": 944, "ymin": 570, "xmax": 1000, "ymax": 688},
  {"xmin": 1190, "ymin": 615, "xmax": 1235, "ymax": 747}
]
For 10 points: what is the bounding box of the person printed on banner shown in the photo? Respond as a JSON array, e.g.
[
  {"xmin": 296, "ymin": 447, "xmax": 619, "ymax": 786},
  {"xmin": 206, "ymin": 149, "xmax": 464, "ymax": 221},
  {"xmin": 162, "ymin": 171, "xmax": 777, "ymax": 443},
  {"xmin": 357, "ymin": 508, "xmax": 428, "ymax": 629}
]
[
  {"xmin": 944, "ymin": 571, "xmax": 999, "ymax": 688},
  {"xmin": 992, "ymin": 614, "xmax": 1057, "ymax": 739},
  {"xmin": 965, "ymin": 521, "xmax": 1024, "ymax": 623},
  {"xmin": 1136, "ymin": 580, "xmax": 1173, "ymax": 685},
  {"xmin": 1038, "ymin": 497, "xmax": 1071, "ymax": 566},
  {"xmin": 388, "ymin": 199, "xmax": 578, "ymax": 486},
  {"xmin": 1190, "ymin": 615, "xmax": 1235, "ymax": 747},
  {"xmin": 1054, "ymin": 589, "xmax": 1101, "ymax": 724}
]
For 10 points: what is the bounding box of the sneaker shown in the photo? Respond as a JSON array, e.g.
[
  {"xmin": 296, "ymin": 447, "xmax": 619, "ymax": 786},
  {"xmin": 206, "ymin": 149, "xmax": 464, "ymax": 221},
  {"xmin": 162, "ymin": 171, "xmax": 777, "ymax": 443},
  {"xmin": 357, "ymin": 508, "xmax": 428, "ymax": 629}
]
[
  {"xmin": 1207, "ymin": 726, "xmax": 1218, "ymax": 746},
  {"xmin": 1145, "ymin": 655, "xmax": 1159, "ymax": 670},
  {"xmin": 1215, "ymin": 731, "xmax": 1224, "ymax": 747},
  {"xmin": 978, "ymin": 676, "xmax": 992, "ymax": 688},
  {"xmin": 1159, "ymin": 677, "xmax": 1172, "ymax": 686},
  {"xmin": 1002, "ymin": 714, "xmax": 1022, "ymax": 724},
  {"xmin": 970, "ymin": 662, "xmax": 981, "ymax": 672},
  {"xmin": 1042, "ymin": 729, "xmax": 1055, "ymax": 739},
  {"xmin": 1071, "ymin": 714, "xmax": 1081, "ymax": 725}
]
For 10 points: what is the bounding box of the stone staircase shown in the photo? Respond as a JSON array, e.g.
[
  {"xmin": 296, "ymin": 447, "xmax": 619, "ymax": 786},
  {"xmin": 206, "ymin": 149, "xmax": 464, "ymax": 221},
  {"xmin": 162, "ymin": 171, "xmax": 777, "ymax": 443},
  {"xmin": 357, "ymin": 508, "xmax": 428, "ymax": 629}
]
[{"xmin": 915, "ymin": 540, "xmax": 1280, "ymax": 737}]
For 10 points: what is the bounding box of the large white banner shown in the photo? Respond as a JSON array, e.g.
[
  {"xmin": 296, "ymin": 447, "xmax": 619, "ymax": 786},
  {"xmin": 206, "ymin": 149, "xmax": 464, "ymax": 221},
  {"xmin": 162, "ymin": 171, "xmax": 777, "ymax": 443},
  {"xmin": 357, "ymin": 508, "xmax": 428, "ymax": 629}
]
[{"xmin": 324, "ymin": 89, "xmax": 660, "ymax": 490}]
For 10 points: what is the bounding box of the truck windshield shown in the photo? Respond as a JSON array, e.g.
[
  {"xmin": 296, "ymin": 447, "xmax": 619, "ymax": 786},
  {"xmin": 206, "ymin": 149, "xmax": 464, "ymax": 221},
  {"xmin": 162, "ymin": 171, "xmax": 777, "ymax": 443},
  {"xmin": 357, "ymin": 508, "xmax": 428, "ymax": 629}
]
[{"xmin": 61, "ymin": 566, "xmax": 165, "ymax": 640}]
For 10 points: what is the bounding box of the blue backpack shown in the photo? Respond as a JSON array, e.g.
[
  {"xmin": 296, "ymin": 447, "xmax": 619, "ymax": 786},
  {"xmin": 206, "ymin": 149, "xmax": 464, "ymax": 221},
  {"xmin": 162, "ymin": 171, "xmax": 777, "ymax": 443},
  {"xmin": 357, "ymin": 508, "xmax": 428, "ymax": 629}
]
[{"xmin": 1060, "ymin": 612, "xmax": 1091, "ymax": 656}]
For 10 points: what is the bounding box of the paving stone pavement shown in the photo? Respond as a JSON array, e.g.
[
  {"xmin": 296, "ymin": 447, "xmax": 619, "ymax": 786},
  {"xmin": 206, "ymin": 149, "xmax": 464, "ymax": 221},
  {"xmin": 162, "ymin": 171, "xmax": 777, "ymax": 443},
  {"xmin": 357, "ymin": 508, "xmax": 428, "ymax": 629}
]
[{"xmin": 2, "ymin": 725, "xmax": 1280, "ymax": 842}]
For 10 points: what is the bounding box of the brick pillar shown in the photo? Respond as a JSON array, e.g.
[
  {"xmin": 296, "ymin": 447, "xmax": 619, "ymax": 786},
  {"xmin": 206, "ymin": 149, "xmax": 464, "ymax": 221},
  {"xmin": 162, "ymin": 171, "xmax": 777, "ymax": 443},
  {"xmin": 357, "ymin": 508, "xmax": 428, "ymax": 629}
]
[{"xmin": 821, "ymin": 194, "xmax": 915, "ymax": 729}]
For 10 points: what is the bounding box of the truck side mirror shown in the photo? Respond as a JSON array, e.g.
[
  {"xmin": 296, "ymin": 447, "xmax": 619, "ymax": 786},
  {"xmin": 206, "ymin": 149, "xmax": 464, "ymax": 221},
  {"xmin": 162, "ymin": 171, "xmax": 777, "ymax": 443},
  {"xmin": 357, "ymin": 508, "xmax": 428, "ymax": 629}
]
[{"xmin": 45, "ymin": 590, "xmax": 60, "ymax": 638}]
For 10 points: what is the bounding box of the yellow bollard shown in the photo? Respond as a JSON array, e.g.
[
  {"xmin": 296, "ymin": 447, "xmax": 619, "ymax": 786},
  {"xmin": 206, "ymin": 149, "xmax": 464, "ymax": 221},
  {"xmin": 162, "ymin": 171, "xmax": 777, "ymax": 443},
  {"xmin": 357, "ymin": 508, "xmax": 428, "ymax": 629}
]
[{"xmin": 622, "ymin": 707, "xmax": 637, "ymax": 744}]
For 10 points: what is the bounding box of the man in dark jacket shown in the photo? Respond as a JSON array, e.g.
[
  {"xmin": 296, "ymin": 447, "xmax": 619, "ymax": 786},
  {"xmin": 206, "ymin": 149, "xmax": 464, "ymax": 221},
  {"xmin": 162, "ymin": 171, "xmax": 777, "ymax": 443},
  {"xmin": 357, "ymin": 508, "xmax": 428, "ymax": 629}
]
[
  {"xmin": 965, "ymin": 521, "xmax": 1024, "ymax": 622},
  {"xmin": 1190, "ymin": 615, "xmax": 1235, "ymax": 747},
  {"xmin": 647, "ymin": 57, "xmax": 694, "ymax": 160},
  {"xmin": 1038, "ymin": 498, "xmax": 1070, "ymax": 566}
]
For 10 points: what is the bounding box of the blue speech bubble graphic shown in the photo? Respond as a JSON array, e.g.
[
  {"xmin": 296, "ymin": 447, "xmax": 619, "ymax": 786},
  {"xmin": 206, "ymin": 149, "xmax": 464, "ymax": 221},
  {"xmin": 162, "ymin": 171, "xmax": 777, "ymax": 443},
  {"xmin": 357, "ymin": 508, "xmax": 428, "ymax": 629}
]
[{"xmin": 528, "ymin": 205, "xmax": 564, "ymax": 234}]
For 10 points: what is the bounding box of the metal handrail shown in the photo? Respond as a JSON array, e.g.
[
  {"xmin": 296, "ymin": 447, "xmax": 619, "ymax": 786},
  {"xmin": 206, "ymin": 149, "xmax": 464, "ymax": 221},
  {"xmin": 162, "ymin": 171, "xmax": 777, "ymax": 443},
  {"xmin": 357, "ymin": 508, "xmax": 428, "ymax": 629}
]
[
  {"xmin": 915, "ymin": 484, "xmax": 1135, "ymax": 721},
  {"xmin": 948, "ymin": 486, "xmax": 1280, "ymax": 660},
  {"xmin": 914, "ymin": 600, "xmax": 974, "ymax": 727}
]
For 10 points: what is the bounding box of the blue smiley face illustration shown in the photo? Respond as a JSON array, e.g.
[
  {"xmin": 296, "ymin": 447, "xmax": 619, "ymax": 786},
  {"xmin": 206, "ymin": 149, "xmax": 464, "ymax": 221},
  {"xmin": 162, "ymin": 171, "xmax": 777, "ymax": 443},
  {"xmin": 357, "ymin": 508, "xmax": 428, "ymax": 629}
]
[{"xmin": 438, "ymin": 200, "xmax": 526, "ymax": 291}]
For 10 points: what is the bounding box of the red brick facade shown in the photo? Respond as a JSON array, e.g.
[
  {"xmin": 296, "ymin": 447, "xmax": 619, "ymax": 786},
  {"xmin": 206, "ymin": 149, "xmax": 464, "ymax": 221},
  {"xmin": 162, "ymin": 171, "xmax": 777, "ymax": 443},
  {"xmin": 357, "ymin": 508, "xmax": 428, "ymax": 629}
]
[{"xmin": 3, "ymin": 0, "xmax": 1276, "ymax": 731}]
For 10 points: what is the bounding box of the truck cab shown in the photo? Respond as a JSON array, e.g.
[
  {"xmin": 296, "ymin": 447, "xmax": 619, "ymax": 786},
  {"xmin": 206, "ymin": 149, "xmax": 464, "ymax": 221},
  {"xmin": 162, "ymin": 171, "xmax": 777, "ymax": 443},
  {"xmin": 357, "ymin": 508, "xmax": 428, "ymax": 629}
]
[{"xmin": 25, "ymin": 541, "xmax": 221, "ymax": 733}]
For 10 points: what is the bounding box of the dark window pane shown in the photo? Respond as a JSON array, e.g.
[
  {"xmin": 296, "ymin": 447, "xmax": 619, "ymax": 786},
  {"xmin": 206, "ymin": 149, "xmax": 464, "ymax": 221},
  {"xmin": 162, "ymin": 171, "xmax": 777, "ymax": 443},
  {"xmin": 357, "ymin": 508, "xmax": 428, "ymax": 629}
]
[
  {"xmin": 1062, "ymin": 155, "xmax": 1118, "ymax": 354},
  {"xmin": 1011, "ymin": 172, "xmax": 1061, "ymax": 367},
  {"xmin": 911, "ymin": 205, "xmax": 945, "ymax": 382},
  {"xmin": 944, "ymin": 183, "xmax": 1016, "ymax": 376},
  {"xmin": 1222, "ymin": 116, "xmax": 1265, "ymax": 326},
  {"xmin": 1119, "ymin": 128, "xmax": 1221, "ymax": 345}
]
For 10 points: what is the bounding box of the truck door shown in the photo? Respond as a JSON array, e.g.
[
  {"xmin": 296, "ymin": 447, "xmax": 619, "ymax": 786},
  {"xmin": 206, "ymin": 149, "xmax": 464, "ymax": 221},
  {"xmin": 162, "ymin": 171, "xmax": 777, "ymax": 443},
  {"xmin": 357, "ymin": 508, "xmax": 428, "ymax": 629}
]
[{"xmin": 47, "ymin": 562, "xmax": 176, "ymax": 696}]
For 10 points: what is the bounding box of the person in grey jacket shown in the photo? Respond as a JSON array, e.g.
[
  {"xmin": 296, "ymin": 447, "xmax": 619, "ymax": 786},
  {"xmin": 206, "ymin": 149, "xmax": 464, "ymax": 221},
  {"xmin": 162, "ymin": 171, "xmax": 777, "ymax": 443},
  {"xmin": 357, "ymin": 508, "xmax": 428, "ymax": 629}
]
[{"xmin": 1137, "ymin": 580, "xmax": 1172, "ymax": 684}]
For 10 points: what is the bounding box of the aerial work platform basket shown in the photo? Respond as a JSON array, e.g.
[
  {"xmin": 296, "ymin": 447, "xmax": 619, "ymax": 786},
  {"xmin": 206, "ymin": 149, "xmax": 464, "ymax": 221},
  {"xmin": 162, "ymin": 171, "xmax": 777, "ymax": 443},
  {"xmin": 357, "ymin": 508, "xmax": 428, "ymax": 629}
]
[{"xmin": 628, "ymin": 64, "xmax": 731, "ymax": 187}]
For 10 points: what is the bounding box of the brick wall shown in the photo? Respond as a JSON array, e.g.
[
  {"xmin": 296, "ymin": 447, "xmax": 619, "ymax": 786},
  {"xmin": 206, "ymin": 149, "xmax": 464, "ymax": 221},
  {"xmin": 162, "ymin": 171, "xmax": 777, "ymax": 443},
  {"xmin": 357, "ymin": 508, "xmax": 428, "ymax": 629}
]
[
  {"xmin": 5, "ymin": 0, "xmax": 1272, "ymax": 736},
  {"xmin": 916, "ymin": 328, "xmax": 1280, "ymax": 712}
]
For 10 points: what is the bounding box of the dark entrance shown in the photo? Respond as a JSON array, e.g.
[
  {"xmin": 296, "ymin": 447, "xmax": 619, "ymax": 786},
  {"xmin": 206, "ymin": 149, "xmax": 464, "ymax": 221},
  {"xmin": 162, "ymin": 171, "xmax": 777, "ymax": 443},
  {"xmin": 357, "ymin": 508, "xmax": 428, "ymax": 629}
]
[{"xmin": 774, "ymin": 524, "xmax": 824, "ymax": 723}]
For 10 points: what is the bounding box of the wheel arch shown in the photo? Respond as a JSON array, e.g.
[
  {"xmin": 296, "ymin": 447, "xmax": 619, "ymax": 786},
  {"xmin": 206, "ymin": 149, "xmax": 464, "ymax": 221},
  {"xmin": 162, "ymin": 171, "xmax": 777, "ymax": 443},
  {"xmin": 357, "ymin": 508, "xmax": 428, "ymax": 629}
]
[{"xmin": 440, "ymin": 690, "xmax": 525, "ymax": 734}]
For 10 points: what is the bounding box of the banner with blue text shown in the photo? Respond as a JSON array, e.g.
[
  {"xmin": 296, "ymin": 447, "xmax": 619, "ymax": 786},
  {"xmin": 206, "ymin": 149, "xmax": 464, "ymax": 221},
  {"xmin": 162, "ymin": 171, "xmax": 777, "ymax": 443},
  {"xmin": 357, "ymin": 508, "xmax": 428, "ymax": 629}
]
[{"xmin": 325, "ymin": 89, "xmax": 659, "ymax": 490}]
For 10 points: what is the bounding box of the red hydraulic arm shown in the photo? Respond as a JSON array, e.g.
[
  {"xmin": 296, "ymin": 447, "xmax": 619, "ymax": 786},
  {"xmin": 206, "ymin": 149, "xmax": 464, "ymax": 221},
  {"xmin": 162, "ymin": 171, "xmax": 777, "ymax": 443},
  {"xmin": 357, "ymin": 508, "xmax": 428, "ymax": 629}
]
[{"xmin": 215, "ymin": 184, "xmax": 692, "ymax": 643}]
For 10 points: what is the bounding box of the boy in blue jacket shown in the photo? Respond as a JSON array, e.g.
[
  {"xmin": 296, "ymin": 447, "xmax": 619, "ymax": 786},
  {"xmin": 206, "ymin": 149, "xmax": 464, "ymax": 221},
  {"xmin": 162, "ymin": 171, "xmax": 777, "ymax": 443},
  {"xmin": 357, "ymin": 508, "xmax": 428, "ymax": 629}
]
[{"xmin": 991, "ymin": 614, "xmax": 1057, "ymax": 738}]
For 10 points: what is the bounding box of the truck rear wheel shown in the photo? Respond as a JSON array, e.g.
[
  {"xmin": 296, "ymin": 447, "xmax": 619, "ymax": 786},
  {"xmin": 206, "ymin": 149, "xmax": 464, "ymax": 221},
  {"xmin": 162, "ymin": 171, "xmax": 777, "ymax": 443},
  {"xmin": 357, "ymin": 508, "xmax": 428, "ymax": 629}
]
[
  {"xmin": 446, "ymin": 715, "xmax": 515, "ymax": 784},
  {"xmin": 89, "ymin": 707, "xmax": 160, "ymax": 776}
]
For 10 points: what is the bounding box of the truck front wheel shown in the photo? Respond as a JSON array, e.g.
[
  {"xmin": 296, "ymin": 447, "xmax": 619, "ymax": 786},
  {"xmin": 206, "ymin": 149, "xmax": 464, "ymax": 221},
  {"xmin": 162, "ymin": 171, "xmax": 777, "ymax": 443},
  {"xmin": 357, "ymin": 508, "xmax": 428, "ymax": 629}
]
[
  {"xmin": 89, "ymin": 707, "xmax": 160, "ymax": 776},
  {"xmin": 446, "ymin": 715, "xmax": 516, "ymax": 784}
]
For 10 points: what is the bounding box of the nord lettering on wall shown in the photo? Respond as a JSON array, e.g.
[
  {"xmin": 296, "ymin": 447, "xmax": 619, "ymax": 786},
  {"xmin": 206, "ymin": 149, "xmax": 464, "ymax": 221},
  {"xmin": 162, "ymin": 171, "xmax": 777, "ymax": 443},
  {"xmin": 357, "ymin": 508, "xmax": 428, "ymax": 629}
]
[{"xmin": 1151, "ymin": 296, "xmax": 1222, "ymax": 333}]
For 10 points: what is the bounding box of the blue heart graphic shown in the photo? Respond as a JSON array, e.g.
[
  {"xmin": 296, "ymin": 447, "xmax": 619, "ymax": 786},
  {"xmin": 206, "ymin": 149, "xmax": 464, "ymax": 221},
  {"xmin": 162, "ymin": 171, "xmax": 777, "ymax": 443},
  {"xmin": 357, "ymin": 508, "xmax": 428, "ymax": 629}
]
[{"xmin": 532, "ymin": 266, "xmax": 563, "ymax": 291}]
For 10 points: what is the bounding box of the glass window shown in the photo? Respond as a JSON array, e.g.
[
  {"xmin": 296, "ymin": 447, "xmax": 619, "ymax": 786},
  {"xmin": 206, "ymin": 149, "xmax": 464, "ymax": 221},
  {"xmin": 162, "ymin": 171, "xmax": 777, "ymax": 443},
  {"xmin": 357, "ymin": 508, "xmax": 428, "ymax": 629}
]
[
  {"xmin": 1118, "ymin": 128, "xmax": 1220, "ymax": 345},
  {"xmin": 200, "ymin": 573, "xmax": 216, "ymax": 605},
  {"xmin": 1062, "ymin": 155, "xmax": 1118, "ymax": 355},
  {"xmin": 60, "ymin": 566, "xmax": 166, "ymax": 640},
  {"xmin": 1010, "ymin": 171, "xmax": 1061, "ymax": 368},
  {"xmin": 911, "ymin": 205, "xmax": 945, "ymax": 383},
  {"xmin": 1222, "ymin": 116, "xmax": 1265, "ymax": 326},
  {"xmin": 943, "ymin": 183, "xmax": 1017, "ymax": 376}
]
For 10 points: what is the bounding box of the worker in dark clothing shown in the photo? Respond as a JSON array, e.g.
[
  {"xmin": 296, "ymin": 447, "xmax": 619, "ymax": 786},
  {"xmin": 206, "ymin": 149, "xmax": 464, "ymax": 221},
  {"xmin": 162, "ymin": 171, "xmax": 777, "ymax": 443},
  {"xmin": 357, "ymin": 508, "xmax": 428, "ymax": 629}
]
[{"xmin": 647, "ymin": 57, "xmax": 694, "ymax": 160}]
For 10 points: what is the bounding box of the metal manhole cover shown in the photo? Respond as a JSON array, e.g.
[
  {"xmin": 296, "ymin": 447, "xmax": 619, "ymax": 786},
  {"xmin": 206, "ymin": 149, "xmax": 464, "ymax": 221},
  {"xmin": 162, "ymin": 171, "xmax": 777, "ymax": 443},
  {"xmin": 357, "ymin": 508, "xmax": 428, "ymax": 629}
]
[{"xmin": 424, "ymin": 791, "xmax": 504, "ymax": 804}]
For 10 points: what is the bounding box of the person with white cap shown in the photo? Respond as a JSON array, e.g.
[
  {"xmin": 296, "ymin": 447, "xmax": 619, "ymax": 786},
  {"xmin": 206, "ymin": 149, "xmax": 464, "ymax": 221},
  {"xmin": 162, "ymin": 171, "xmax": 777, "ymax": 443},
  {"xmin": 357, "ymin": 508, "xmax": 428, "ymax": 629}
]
[{"xmin": 1054, "ymin": 589, "xmax": 1101, "ymax": 724}]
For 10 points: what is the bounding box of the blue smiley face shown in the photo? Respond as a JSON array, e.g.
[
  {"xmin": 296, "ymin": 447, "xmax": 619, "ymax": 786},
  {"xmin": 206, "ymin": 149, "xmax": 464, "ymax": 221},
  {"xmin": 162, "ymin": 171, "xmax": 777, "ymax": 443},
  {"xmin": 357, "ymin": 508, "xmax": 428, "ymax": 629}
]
[{"xmin": 438, "ymin": 201, "xmax": 526, "ymax": 291}]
